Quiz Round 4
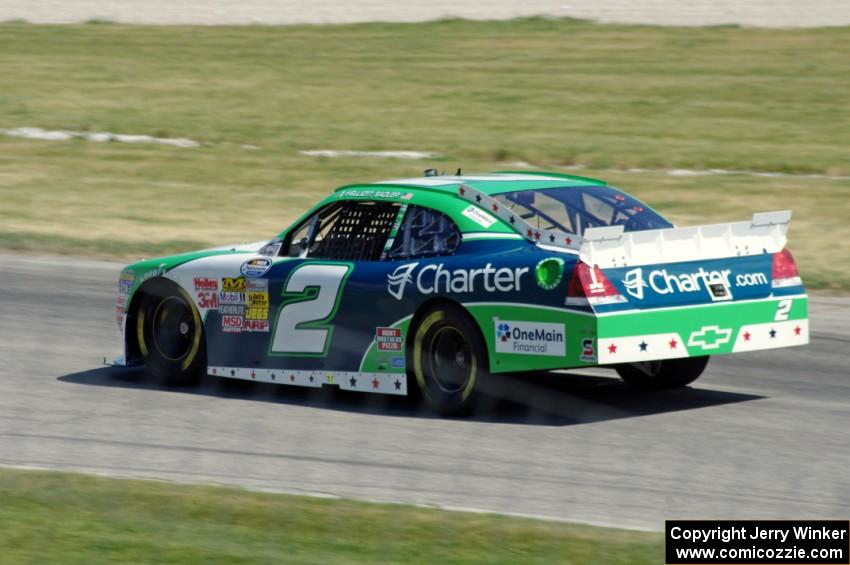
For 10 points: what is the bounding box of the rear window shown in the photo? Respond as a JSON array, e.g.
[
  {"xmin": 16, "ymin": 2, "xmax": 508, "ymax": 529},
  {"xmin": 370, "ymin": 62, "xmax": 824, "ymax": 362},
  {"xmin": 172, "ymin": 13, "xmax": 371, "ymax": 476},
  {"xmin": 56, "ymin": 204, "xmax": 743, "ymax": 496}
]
[{"xmin": 493, "ymin": 186, "xmax": 672, "ymax": 236}]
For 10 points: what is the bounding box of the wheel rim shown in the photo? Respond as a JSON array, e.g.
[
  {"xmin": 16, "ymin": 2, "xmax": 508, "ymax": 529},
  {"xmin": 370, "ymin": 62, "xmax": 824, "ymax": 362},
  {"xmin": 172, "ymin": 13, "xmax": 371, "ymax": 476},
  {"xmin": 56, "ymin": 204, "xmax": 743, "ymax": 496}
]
[
  {"xmin": 428, "ymin": 326, "xmax": 472, "ymax": 394},
  {"xmin": 152, "ymin": 296, "xmax": 195, "ymax": 361}
]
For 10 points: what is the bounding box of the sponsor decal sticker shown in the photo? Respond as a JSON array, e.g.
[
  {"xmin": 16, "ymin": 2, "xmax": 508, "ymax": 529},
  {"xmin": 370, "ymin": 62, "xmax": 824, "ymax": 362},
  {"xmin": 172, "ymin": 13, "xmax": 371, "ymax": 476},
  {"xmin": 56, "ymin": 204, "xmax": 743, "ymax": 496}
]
[
  {"xmin": 461, "ymin": 205, "xmax": 497, "ymax": 228},
  {"xmin": 622, "ymin": 266, "xmax": 767, "ymax": 300},
  {"xmin": 687, "ymin": 325, "xmax": 733, "ymax": 350},
  {"xmin": 119, "ymin": 270, "xmax": 135, "ymax": 295},
  {"xmin": 240, "ymin": 257, "xmax": 272, "ymax": 278},
  {"xmin": 387, "ymin": 262, "xmax": 529, "ymax": 300},
  {"xmin": 222, "ymin": 315, "xmax": 244, "ymax": 333},
  {"xmin": 193, "ymin": 277, "xmax": 217, "ymax": 291},
  {"xmin": 222, "ymin": 276, "xmax": 246, "ymax": 292},
  {"xmin": 391, "ymin": 356, "xmax": 405, "ymax": 369},
  {"xmin": 139, "ymin": 267, "xmax": 165, "ymax": 284},
  {"xmin": 339, "ymin": 189, "xmax": 402, "ymax": 199},
  {"xmin": 535, "ymin": 257, "xmax": 565, "ymax": 291},
  {"xmin": 219, "ymin": 291, "xmax": 247, "ymax": 305},
  {"xmin": 580, "ymin": 338, "xmax": 597, "ymax": 362},
  {"xmin": 219, "ymin": 304, "xmax": 244, "ymax": 316},
  {"xmin": 375, "ymin": 327, "xmax": 403, "ymax": 351},
  {"xmin": 243, "ymin": 319, "xmax": 269, "ymax": 332},
  {"xmin": 245, "ymin": 292, "xmax": 269, "ymax": 320},
  {"xmin": 246, "ymin": 278, "xmax": 268, "ymax": 292},
  {"xmin": 495, "ymin": 320, "xmax": 566, "ymax": 356},
  {"xmin": 197, "ymin": 291, "xmax": 219, "ymax": 310}
]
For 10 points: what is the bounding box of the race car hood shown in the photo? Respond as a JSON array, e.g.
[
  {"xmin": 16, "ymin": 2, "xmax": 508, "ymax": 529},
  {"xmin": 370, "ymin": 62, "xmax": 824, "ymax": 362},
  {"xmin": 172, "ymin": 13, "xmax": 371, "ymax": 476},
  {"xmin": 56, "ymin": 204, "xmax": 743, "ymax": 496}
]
[{"xmin": 117, "ymin": 240, "xmax": 270, "ymax": 306}]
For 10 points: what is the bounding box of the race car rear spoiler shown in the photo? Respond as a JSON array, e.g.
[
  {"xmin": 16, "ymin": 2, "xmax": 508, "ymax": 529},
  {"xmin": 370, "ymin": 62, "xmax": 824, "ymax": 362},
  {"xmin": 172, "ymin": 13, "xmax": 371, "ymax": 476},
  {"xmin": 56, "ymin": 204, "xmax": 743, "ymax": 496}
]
[{"xmin": 580, "ymin": 210, "xmax": 791, "ymax": 269}]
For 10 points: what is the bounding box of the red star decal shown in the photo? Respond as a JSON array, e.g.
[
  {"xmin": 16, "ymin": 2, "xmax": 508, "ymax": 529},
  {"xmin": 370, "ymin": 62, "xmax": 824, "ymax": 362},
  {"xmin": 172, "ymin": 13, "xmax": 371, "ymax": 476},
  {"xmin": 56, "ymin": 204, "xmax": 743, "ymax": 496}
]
[
  {"xmin": 211, "ymin": 368, "xmax": 217, "ymax": 375},
  {"xmin": 251, "ymin": 371, "xmax": 256, "ymax": 379},
  {"xmin": 794, "ymin": 325, "xmax": 801, "ymax": 335},
  {"xmin": 372, "ymin": 378, "xmax": 380, "ymax": 389},
  {"xmin": 534, "ymin": 231, "xmax": 541, "ymax": 240},
  {"xmin": 289, "ymin": 374, "xmax": 295, "ymax": 382},
  {"xmin": 526, "ymin": 228, "xmax": 533, "ymax": 237},
  {"xmin": 668, "ymin": 339, "xmax": 678, "ymax": 349},
  {"xmin": 492, "ymin": 203, "xmax": 499, "ymax": 212},
  {"xmin": 608, "ymin": 343, "xmax": 617, "ymax": 354},
  {"xmin": 743, "ymin": 331, "xmax": 751, "ymax": 341},
  {"xmin": 458, "ymin": 187, "xmax": 465, "ymax": 195},
  {"xmin": 565, "ymin": 237, "xmax": 572, "ymax": 245}
]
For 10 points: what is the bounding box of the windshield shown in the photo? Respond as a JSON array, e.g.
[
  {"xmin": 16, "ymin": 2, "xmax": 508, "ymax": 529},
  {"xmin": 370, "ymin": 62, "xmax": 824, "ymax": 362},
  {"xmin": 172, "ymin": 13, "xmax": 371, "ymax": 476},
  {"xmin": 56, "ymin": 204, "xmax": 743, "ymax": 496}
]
[{"xmin": 493, "ymin": 186, "xmax": 672, "ymax": 236}]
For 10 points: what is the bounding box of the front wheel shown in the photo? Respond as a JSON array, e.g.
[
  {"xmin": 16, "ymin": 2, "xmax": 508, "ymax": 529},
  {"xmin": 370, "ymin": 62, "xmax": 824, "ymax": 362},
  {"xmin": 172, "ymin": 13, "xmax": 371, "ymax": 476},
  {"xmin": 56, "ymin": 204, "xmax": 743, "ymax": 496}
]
[
  {"xmin": 136, "ymin": 279, "xmax": 206, "ymax": 386},
  {"xmin": 410, "ymin": 304, "xmax": 488, "ymax": 416},
  {"xmin": 616, "ymin": 356, "xmax": 709, "ymax": 389}
]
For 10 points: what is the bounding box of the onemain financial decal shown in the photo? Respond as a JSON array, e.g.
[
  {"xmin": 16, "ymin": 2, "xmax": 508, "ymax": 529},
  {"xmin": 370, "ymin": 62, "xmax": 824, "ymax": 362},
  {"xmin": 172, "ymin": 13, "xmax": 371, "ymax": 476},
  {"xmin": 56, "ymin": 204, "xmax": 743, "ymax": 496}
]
[
  {"xmin": 387, "ymin": 262, "xmax": 529, "ymax": 300},
  {"xmin": 622, "ymin": 266, "xmax": 769, "ymax": 300},
  {"xmin": 495, "ymin": 320, "xmax": 566, "ymax": 356}
]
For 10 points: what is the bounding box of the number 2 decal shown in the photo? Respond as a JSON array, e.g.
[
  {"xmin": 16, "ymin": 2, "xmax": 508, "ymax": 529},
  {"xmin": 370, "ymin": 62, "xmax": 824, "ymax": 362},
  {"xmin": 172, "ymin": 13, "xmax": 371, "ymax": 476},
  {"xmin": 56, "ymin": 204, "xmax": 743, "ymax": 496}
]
[
  {"xmin": 270, "ymin": 263, "xmax": 352, "ymax": 355},
  {"xmin": 775, "ymin": 299, "xmax": 792, "ymax": 321}
]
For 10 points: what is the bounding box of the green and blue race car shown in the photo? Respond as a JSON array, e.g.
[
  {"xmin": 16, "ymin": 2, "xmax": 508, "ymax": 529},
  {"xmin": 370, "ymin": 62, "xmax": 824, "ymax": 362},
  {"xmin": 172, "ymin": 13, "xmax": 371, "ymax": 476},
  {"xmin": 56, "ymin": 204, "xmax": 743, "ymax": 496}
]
[{"xmin": 111, "ymin": 171, "xmax": 808, "ymax": 414}]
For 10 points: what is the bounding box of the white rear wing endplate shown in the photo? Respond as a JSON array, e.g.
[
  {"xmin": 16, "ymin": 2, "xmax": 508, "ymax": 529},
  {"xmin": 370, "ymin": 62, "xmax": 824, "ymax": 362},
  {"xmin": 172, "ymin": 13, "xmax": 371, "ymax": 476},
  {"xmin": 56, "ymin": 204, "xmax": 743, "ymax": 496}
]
[{"xmin": 580, "ymin": 210, "xmax": 791, "ymax": 269}]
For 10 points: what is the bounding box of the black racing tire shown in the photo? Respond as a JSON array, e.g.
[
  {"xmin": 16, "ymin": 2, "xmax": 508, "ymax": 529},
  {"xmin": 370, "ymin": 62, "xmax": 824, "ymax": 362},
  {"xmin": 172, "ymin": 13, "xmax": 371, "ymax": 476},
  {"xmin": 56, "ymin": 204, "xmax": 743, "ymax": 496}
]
[
  {"xmin": 409, "ymin": 304, "xmax": 488, "ymax": 416},
  {"xmin": 616, "ymin": 356, "xmax": 709, "ymax": 390},
  {"xmin": 136, "ymin": 279, "xmax": 206, "ymax": 387}
]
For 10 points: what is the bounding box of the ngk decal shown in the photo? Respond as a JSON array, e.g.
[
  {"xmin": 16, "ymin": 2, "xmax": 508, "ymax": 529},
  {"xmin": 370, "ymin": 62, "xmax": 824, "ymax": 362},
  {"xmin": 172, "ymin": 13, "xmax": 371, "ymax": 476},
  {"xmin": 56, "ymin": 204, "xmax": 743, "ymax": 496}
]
[
  {"xmin": 622, "ymin": 266, "xmax": 767, "ymax": 300},
  {"xmin": 387, "ymin": 262, "xmax": 529, "ymax": 300}
]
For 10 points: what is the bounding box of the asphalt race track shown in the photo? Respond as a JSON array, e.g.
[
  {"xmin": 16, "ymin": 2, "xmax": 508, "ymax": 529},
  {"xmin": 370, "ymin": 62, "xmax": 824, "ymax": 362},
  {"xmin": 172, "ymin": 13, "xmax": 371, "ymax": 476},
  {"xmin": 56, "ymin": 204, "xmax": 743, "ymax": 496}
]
[{"xmin": 1, "ymin": 253, "xmax": 848, "ymax": 530}]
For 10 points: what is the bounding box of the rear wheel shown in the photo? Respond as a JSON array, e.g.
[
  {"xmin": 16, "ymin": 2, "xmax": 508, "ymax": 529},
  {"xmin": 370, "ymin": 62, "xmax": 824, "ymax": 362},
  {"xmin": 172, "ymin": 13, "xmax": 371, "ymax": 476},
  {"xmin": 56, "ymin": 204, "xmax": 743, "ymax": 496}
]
[
  {"xmin": 616, "ymin": 356, "xmax": 709, "ymax": 389},
  {"xmin": 410, "ymin": 304, "xmax": 488, "ymax": 416},
  {"xmin": 136, "ymin": 279, "xmax": 206, "ymax": 386}
]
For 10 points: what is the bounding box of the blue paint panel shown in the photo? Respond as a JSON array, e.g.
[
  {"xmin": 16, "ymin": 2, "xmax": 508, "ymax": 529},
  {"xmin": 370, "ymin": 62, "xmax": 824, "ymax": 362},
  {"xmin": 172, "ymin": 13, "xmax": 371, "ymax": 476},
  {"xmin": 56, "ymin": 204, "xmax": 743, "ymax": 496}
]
[{"xmin": 204, "ymin": 238, "xmax": 582, "ymax": 371}]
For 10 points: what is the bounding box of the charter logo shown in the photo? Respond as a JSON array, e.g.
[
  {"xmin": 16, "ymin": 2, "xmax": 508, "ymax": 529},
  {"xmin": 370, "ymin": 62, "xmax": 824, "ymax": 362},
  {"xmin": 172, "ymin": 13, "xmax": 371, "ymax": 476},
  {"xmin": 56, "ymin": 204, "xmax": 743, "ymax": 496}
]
[
  {"xmin": 623, "ymin": 268, "xmax": 647, "ymax": 299},
  {"xmin": 387, "ymin": 262, "xmax": 529, "ymax": 300},
  {"xmin": 494, "ymin": 320, "xmax": 565, "ymax": 356},
  {"xmin": 621, "ymin": 266, "xmax": 768, "ymax": 300},
  {"xmin": 387, "ymin": 263, "xmax": 418, "ymax": 300}
]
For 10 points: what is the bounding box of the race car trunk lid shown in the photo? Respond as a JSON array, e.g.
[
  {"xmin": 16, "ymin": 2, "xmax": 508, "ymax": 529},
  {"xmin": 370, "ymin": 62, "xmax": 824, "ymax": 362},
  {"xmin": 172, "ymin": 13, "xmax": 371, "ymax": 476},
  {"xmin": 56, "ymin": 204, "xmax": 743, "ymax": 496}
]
[
  {"xmin": 577, "ymin": 210, "xmax": 793, "ymax": 311},
  {"xmin": 567, "ymin": 210, "xmax": 808, "ymax": 364}
]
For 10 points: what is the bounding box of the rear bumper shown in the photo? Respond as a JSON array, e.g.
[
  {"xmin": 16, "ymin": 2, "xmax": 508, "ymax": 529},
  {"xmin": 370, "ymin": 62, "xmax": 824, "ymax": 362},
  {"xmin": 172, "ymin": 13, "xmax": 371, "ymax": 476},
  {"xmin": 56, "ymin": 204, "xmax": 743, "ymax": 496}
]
[
  {"xmin": 469, "ymin": 294, "xmax": 808, "ymax": 373},
  {"xmin": 596, "ymin": 294, "xmax": 808, "ymax": 364}
]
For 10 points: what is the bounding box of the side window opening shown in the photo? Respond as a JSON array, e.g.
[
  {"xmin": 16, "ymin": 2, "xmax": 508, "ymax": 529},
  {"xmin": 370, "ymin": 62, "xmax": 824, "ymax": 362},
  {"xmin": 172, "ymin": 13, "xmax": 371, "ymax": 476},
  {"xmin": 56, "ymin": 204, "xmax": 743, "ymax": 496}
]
[
  {"xmin": 286, "ymin": 200, "xmax": 400, "ymax": 261},
  {"xmin": 386, "ymin": 205, "xmax": 460, "ymax": 260}
]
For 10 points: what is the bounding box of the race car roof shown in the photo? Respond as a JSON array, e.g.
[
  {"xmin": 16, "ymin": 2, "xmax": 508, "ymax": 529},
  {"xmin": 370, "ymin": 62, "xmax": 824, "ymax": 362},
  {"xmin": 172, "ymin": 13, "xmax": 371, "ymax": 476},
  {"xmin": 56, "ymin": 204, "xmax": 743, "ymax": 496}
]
[{"xmin": 345, "ymin": 171, "xmax": 607, "ymax": 196}]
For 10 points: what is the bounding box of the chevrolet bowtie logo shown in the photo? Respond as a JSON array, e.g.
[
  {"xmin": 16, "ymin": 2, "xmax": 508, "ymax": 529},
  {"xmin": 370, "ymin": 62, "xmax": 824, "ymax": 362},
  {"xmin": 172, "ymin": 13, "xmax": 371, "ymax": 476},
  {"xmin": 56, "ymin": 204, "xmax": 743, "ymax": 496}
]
[{"xmin": 687, "ymin": 325, "xmax": 733, "ymax": 350}]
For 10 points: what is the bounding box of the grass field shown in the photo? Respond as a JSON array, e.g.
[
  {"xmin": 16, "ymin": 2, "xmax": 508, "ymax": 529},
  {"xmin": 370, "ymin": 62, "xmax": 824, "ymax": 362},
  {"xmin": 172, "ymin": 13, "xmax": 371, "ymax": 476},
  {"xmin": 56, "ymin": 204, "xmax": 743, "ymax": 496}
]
[
  {"xmin": 0, "ymin": 20, "xmax": 848, "ymax": 290},
  {"xmin": 0, "ymin": 467, "xmax": 660, "ymax": 564}
]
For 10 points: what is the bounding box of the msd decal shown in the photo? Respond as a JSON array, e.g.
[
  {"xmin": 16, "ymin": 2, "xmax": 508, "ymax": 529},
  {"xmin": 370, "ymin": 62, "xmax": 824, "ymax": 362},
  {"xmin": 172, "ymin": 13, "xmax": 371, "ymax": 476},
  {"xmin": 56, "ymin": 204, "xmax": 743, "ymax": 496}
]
[
  {"xmin": 495, "ymin": 320, "xmax": 566, "ymax": 356},
  {"xmin": 222, "ymin": 315, "xmax": 243, "ymax": 333},
  {"xmin": 387, "ymin": 262, "xmax": 529, "ymax": 300}
]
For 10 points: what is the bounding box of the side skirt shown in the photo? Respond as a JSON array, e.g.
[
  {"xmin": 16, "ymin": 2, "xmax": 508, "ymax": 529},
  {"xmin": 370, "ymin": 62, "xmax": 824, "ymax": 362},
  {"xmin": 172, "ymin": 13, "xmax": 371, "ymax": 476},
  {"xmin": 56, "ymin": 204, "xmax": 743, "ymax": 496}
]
[{"xmin": 207, "ymin": 367, "xmax": 408, "ymax": 396}]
